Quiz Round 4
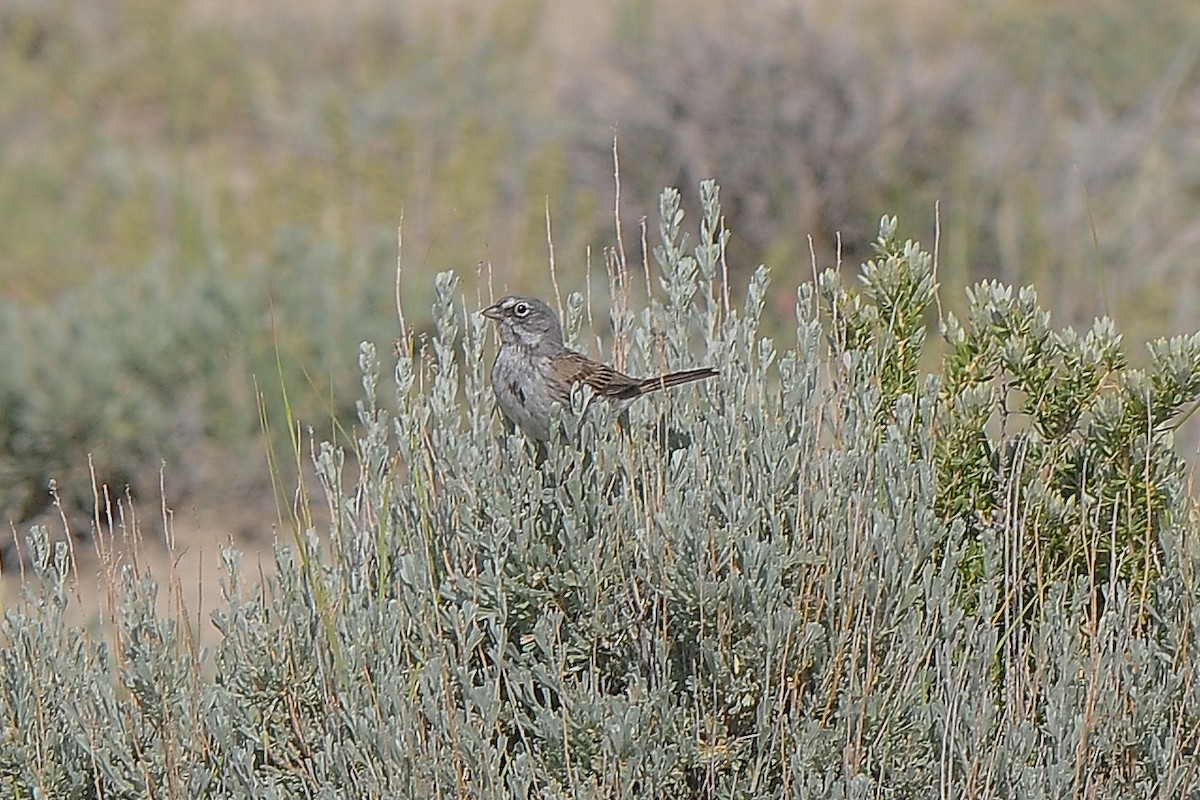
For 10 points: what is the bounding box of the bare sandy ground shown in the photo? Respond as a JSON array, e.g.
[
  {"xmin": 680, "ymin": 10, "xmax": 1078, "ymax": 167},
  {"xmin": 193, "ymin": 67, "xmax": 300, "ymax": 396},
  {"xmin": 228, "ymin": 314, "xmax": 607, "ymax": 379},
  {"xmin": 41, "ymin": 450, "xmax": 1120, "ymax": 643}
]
[{"xmin": 2, "ymin": 501, "xmax": 284, "ymax": 653}]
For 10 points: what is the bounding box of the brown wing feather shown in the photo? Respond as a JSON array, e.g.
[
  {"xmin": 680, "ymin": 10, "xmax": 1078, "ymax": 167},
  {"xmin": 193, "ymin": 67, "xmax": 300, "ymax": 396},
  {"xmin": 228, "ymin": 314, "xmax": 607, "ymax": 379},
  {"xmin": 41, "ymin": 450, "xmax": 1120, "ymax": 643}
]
[
  {"xmin": 552, "ymin": 351, "xmax": 716, "ymax": 402},
  {"xmin": 551, "ymin": 351, "xmax": 640, "ymax": 401}
]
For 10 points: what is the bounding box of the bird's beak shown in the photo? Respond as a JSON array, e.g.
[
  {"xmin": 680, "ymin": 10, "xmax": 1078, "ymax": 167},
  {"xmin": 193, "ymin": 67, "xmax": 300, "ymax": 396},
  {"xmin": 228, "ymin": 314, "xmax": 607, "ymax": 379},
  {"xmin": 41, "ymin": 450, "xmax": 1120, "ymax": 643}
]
[{"xmin": 481, "ymin": 303, "xmax": 503, "ymax": 320}]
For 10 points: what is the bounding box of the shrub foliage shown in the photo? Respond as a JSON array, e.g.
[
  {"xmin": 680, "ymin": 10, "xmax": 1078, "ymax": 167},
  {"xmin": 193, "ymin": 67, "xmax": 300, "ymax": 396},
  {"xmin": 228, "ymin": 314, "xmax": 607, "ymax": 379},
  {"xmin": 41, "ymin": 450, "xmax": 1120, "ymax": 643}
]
[{"xmin": 2, "ymin": 186, "xmax": 1199, "ymax": 797}]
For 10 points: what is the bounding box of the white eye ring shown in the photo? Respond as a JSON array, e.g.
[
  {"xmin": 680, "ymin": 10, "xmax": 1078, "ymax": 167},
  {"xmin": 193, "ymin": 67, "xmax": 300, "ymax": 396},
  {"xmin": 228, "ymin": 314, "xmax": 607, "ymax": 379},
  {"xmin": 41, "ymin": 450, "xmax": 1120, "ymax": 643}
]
[{"xmin": 513, "ymin": 302, "xmax": 530, "ymax": 317}]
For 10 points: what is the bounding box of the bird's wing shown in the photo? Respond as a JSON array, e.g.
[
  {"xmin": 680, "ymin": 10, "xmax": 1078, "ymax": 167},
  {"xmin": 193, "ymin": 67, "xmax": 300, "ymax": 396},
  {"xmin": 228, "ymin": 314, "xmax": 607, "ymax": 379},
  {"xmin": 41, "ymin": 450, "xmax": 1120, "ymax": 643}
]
[{"xmin": 552, "ymin": 351, "xmax": 641, "ymax": 401}]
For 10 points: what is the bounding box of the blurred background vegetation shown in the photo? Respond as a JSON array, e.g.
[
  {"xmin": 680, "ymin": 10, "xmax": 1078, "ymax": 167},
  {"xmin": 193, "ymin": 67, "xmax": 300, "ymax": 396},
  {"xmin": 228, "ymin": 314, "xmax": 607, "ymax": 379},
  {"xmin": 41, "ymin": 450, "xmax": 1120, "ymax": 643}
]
[{"xmin": 3, "ymin": 0, "xmax": 1200, "ymax": 528}]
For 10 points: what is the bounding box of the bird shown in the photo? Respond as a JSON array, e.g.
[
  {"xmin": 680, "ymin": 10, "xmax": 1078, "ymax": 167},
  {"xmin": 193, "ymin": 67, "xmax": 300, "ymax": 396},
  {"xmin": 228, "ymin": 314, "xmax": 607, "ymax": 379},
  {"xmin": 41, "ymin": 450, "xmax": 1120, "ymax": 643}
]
[{"xmin": 482, "ymin": 295, "xmax": 716, "ymax": 441}]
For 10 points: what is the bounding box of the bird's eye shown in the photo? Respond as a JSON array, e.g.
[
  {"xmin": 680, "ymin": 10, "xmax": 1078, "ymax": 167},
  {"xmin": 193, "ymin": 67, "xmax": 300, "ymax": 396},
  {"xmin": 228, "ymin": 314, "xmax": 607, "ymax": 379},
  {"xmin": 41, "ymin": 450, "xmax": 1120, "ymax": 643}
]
[{"xmin": 513, "ymin": 302, "xmax": 530, "ymax": 317}]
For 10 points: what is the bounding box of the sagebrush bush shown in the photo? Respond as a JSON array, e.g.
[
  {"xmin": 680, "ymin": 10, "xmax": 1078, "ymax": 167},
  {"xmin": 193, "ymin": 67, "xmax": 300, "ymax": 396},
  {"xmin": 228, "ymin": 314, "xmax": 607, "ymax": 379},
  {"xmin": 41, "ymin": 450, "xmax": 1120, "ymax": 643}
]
[{"xmin": 2, "ymin": 186, "xmax": 1199, "ymax": 797}]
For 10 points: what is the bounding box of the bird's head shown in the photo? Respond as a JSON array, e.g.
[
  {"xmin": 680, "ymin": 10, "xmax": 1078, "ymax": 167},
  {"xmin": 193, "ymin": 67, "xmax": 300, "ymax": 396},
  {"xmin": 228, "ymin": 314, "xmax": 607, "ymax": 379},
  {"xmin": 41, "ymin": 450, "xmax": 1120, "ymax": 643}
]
[{"xmin": 481, "ymin": 295, "xmax": 564, "ymax": 352}]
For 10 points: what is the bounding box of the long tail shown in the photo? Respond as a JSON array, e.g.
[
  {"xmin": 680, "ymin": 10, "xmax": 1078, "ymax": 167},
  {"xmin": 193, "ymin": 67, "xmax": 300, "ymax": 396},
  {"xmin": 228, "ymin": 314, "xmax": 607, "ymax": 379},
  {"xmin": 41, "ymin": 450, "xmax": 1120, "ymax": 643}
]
[{"xmin": 629, "ymin": 367, "xmax": 717, "ymax": 397}]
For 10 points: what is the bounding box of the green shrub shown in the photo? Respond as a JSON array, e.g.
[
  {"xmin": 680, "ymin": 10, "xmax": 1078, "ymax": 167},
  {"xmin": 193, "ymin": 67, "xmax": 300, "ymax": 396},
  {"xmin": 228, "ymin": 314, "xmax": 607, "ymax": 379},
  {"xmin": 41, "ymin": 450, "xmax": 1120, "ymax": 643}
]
[
  {"xmin": 2, "ymin": 186, "xmax": 1198, "ymax": 797},
  {"xmin": 0, "ymin": 232, "xmax": 398, "ymax": 528},
  {"xmin": 820, "ymin": 217, "xmax": 1200, "ymax": 621}
]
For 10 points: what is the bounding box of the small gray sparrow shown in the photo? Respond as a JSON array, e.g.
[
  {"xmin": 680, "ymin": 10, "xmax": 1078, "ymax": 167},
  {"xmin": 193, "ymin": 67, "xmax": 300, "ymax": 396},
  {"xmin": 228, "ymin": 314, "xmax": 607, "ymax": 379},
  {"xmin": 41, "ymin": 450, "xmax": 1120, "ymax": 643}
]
[{"xmin": 482, "ymin": 295, "xmax": 716, "ymax": 441}]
